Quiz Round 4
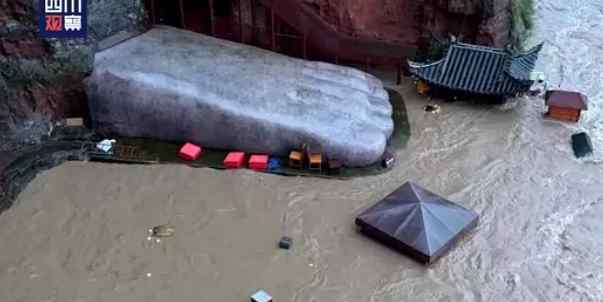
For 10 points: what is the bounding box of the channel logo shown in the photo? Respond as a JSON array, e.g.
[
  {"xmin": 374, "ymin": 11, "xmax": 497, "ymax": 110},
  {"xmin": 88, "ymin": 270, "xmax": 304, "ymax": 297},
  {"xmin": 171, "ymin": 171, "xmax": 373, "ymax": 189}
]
[{"xmin": 39, "ymin": 0, "xmax": 87, "ymax": 38}]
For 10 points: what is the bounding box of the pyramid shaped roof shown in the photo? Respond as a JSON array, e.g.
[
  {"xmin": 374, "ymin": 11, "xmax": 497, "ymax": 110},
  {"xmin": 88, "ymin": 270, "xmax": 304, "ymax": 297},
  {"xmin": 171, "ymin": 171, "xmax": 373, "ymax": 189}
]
[{"xmin": 356, "ymin": 182, "xmax": 478, "ymax": 263}]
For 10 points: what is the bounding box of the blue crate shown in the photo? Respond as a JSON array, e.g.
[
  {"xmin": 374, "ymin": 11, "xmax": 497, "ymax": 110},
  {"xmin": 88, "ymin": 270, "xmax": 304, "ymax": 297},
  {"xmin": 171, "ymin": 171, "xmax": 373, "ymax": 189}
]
[{"xmin": 268, "ymin": 158, "xmax": 281, "ymax": 171}]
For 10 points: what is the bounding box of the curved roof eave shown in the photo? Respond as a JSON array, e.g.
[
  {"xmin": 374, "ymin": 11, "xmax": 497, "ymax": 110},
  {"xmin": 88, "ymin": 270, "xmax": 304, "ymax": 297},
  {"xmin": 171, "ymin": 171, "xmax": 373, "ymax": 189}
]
[
  {"xmin": 420, "ymin": 79, "xmax": 524, "ymax": 96},
  {"xmin": 407, "ymin": 57, "xmax": 446, "ymax": 69}
]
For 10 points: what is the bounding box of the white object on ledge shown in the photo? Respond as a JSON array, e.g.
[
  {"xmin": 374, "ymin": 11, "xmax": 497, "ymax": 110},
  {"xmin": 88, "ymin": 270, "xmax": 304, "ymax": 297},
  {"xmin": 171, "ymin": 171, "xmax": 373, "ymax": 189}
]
[{"xmin": 96, "ymin": 139, "xmax": 117, "ymax": 153}]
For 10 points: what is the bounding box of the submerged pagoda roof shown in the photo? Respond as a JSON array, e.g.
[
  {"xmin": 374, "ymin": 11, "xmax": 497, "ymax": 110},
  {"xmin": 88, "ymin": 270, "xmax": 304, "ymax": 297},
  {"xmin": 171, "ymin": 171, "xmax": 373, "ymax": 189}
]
[{"xmin": 408, "ymin": 41, "xmax": 543, "ymax": 96}]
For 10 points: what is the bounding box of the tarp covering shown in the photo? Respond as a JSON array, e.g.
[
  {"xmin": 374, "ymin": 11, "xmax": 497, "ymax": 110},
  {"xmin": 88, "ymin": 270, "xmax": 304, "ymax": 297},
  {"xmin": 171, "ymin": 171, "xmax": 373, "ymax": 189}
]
[{"xmin": 356, "ymin": 181, "xmax": 478, "ymax": 264}]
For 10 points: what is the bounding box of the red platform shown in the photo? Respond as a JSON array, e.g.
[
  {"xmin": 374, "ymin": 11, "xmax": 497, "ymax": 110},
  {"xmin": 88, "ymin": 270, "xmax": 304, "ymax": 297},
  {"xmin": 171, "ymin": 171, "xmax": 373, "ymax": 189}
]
[
  {"xmin": 223, "ymin": 151, "xmax": 246, "ymax": 168},
  {"xmin": 248, "ymin": 154, "xmax": 269, "ymax": 171},
  {"xmin": 179, "ymin": 143, "xmax": 202, "ymax": 161}
]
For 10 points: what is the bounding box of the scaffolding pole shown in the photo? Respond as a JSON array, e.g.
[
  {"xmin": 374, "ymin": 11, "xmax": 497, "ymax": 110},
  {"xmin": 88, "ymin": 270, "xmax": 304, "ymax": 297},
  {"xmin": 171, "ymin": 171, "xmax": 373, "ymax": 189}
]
[
  {"xmin": 150, "ymin": 0, "xmax": 156, "ymax": 24},
  {"xmin": 178, "ymin": 0, "xmax": 185, "ymax": 28},
  {"xmin": 303, "ymin": 33, "xmax": 307, "ymax": 59},
  {"xmin": 238, "ymin": 0, "xmax": 243, "ymax": 42},
  {"xmin": 250, "ymin": 0, "xmax": 255, "ymax": 43},
  {"xmin": 271, "ymin": 8, "xmax": 276, "ymax": 51},
  {"xmin": 208, "ymin": 0, "xmax": 215, "ymax": 35}
]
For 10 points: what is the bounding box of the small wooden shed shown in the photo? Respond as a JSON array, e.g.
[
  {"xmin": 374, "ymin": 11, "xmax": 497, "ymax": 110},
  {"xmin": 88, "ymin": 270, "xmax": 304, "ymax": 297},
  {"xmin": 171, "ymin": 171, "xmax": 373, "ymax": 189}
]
[{"xmin": 545, "ymin": 90, "xmax": 588, "ymax": 122}]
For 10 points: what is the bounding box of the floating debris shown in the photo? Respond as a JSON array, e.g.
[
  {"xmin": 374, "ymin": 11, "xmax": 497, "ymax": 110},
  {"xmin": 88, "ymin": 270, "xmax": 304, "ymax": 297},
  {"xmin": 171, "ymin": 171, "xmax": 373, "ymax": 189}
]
[
  {"xmin": 571, "ymin": 132, "xmax": 593, "ymax": 158},
  {"xmin": 149, "ymin": 224, "xmax": 175, "ymax": 238},
  {"xmin": 423, "ymin": 104, "xmax": 441, "ymax": 114},
  {"xmin": 278, "ymin": 236, "xmax": 292, "ymax": 250},
  {"xmin": 444, "ymin": 96, "xmax": 459, "ymax": 103},
  {"xmin": 65, "ymin": 117, "xmax": 85, "ymax": 127},
  {"xmin": 381, "ymin": 150, "xmax": 395, "ymax": 169},
  {"xmin": 251, "ymin": 290, "xmax": 272, "ymax": 302},
  {"xmin": 96, "ymin": 139, "xmax": 116, "ymax": 153}
]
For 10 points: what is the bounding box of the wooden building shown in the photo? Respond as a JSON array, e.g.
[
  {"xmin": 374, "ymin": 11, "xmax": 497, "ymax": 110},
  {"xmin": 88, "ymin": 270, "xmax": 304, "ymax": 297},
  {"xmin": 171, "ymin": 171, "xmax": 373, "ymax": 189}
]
[
  {"xmin": 408, "ymin": 40, "xmax": 543, "ymax": 101},
  {"xmin": 544, "ymin": 90, "xmax": 588, "ymax": 122}
]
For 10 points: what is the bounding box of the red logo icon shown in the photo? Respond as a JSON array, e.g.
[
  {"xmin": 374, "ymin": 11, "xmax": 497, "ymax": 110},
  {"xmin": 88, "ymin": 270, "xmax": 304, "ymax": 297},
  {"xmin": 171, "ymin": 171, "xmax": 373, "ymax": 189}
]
[{"xmin": 45, "ymin": 15, "xmax": 62, "ymax": 32}]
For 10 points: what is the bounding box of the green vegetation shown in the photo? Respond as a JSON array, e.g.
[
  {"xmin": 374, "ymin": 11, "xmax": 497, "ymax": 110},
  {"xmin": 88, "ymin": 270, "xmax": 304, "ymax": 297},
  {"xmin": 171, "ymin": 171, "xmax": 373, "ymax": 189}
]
[
  {"xmin": 510, "ymin": 0, "xmax": 535, "ymax": 50},
  {"xmin": 0, "ymin": 47, "xmax": 93, "ymax": 89},
  {"xmin": 413, "ymin": 37, "xmax": 449, "ymax": 63}
]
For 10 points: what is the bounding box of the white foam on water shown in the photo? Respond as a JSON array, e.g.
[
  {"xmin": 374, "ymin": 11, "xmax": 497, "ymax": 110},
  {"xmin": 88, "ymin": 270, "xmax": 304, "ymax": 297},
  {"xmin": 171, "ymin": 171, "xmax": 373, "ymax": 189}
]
[{"xmin": 533, "ymin": 0, "xmax": 603, "ymax": 162}]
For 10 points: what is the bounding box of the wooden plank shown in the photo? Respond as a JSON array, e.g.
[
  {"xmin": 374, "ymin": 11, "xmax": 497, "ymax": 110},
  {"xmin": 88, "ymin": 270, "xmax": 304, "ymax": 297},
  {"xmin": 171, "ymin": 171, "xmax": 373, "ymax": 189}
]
[
  {"xmin": 66, "ymin": 117, "xmax": 84, "ymax": 127},
  {"xmin": 549, "ymin": 106, "xmax": 580, "ymax": 115},
  {"xmin": 271, "ymin": 8, "xmax": 276, "ymax": 51},
  {"xmin": 548, "ymin": 110, "xmax": 579, "ymax": 122},
  {"xmin": 549, "ymin": 110, "xmax": 578, "ymax": 118}
]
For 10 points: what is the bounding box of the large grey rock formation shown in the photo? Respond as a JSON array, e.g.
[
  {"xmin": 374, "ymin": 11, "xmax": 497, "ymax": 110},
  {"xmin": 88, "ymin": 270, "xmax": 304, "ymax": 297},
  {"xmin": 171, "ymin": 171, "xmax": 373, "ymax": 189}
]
[{"xmin": 86, "ymin": 26, "xmax": 393, "ymax": 167}]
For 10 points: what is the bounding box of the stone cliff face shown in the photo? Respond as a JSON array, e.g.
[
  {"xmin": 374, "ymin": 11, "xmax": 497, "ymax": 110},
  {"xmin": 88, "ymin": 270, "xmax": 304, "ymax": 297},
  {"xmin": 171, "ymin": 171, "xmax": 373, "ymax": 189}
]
[
  {"xmin": 1, "ymin": 0, "xmax": 516, "ymax": 132},
  {"xmin": 0, "ymin": 0, "xmax": 147, "ymax": 132},
  {"xmin": 302, "ymin": 0, "xmax": 418, "ymax": 42},
  {"xmin": 302, "ymin": 0, "xmax": 512, "ymax": 49}
]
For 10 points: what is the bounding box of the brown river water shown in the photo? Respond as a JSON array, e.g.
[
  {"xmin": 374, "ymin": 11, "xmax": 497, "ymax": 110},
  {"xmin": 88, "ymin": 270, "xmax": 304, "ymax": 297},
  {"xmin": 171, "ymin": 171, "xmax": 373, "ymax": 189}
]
[{"xmin": 1, "ymin": 0, "xmax": 603, "ymax": 301}]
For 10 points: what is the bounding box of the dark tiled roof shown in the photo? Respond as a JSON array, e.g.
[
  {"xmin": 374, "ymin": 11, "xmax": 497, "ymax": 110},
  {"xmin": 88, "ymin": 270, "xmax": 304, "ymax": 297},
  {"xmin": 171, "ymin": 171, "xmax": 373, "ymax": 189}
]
[
  {"xmin": 545, "ymin": 90, "xmax": 588, "ymax": 110},
  {"xmin": 408, "ymin": 42, "xmax": 543, "ymax": 96},
  {"xmin": 355, "ymin": 182, "xmax": 479, "ymax": 264}
]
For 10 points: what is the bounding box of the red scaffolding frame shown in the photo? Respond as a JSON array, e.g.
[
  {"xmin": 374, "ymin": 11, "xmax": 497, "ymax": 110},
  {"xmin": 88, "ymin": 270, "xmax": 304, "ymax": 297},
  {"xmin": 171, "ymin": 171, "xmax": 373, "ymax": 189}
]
[{"xmin": 148, "ymin": 0, "xmax": 416, "ymax": 84}]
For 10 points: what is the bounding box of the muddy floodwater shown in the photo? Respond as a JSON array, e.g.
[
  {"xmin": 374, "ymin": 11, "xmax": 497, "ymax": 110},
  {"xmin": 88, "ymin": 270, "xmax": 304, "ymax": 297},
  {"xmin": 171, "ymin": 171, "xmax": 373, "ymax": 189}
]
[{"xmin": 1, "ymin": 0, "xmax": 603, "ymax": 301}]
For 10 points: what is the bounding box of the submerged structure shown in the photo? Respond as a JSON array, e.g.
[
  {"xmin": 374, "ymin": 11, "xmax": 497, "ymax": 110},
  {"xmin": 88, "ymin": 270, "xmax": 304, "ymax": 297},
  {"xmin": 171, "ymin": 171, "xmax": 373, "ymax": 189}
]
[
  {"xmin": 545, "ymin": 90, "xmax": 588, "ymax": 122},
  {"xmin": 408, "ymin": 41, "xmax": 543, "ymax": 100},
  {"xmin": 356, "ymin": 181, "xmax": 479, "ymax": 264},
  {"xmin": 87, "ymin": 26, "xmax": 394, "ymax": 167}
]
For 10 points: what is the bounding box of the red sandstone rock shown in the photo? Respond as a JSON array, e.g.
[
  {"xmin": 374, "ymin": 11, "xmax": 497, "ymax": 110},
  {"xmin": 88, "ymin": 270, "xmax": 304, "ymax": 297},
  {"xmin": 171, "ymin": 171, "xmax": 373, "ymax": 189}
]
[
  {"xmin": 303, "ymin": 0, "xmax": 511, "ymax": 48},
  {"xmin": 0, "ymin": 38, "xmax": 47, "ymax": 58}
]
